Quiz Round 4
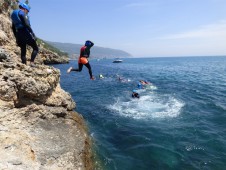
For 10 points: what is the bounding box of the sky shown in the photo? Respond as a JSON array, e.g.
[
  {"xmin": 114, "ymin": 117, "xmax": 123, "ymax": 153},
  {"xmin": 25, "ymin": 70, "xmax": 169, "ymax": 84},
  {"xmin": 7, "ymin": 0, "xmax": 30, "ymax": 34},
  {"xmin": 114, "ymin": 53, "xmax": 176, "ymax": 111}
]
[{"xmin": 27, "ymin": 0, "xmax": 226, "ymax": 57}]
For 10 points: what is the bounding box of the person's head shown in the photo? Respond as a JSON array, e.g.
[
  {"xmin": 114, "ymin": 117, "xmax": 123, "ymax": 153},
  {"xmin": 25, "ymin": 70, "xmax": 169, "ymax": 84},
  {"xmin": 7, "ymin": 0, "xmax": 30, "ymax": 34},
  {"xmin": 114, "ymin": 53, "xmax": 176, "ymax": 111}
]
[
  {"xmin": 85, "ymin": 40, "xmax": 92, "ymax": 47},
  {"xmin": 19, "ymin": 3, "xmax": 30, "ymax": 13}
]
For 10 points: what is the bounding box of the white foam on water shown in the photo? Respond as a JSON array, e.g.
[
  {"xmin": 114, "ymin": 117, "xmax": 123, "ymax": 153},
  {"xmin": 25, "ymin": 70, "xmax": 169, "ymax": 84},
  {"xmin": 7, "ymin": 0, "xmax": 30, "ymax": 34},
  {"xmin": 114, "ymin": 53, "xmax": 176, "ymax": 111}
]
[
  {"xmin": 145, "ymin": 84, "xmax": 158, "ymax": 90},
  {"xmin": 108, "ymin": 93, "xmax": 184, "ymax": 120}
]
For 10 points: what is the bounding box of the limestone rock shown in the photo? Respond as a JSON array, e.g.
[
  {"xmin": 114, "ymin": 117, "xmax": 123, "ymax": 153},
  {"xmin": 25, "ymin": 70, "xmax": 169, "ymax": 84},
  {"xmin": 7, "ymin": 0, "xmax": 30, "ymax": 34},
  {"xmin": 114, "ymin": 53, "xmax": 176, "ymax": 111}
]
[
  {"xmin": 0, "ymin": 104, "xmax": 91, "ymax": 170},
  {"xmin": 0, "ymin": 48, "xmax": 8, "ymax": 61},
  {"xmin": 0, "ymin": 47, "xmax": 92, "ymax": 170},
  {"xmin": 39, "ymin": 48, "xmax": 69, "ymax": 64},
  {"xmin": 0, "ymin": 1, "xmax": 93, "ymax": 169}
]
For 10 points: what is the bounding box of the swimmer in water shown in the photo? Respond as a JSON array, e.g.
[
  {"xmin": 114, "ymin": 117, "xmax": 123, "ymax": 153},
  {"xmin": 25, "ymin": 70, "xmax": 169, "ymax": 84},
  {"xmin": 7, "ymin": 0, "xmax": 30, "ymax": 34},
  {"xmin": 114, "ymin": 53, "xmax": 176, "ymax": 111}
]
[{"xmin": 132, "ymin": 90, "xmax": 140, "ymax": 98}]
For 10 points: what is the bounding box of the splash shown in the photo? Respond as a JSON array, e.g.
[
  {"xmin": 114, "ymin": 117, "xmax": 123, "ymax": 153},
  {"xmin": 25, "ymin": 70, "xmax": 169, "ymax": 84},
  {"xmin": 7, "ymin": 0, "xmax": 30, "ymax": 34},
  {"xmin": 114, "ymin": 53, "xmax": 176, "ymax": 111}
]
[{"xmin": 109, "ymin": 93, "xmax": 184, "ymax": 120}]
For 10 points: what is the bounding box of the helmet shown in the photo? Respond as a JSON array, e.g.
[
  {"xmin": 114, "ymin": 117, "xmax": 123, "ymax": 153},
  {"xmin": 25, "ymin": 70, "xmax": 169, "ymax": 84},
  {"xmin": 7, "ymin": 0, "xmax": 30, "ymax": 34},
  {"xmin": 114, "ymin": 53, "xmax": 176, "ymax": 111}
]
[
  {"xmin": 19, "ymin": 3, "xmax": 30, "ymax": 12},
  {"xmin": 85, "ymin": 40, "xmax": 91, "ymax": 47},
  {"xmin": 132, "ymin": 90, "xmax": 137, "ymax": 93}
]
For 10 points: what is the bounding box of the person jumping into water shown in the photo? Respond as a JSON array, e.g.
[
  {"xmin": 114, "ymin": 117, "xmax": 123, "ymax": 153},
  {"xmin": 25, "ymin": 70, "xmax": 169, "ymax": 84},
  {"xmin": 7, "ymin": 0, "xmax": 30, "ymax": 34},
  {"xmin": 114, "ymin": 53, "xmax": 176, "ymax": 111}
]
[{"xmin": 67, "ymin": 40, "xmax": 95, "ymax": 80}]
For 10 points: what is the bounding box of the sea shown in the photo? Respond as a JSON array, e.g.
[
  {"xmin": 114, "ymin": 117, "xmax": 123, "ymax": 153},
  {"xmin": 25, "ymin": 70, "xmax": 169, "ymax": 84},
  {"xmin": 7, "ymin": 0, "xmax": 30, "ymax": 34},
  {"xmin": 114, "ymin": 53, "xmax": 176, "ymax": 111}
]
[{"xmin": 54, "ymin": 56, "xmax": 226, "ymax": 170}]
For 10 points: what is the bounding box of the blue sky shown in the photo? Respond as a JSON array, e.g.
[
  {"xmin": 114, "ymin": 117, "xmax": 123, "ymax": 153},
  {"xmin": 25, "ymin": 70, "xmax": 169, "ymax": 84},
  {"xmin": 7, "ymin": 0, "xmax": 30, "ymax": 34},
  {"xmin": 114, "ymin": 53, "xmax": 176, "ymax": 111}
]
[{"xmin": 28, "ymin": 0, "xmax": 226, "ymax": 57}]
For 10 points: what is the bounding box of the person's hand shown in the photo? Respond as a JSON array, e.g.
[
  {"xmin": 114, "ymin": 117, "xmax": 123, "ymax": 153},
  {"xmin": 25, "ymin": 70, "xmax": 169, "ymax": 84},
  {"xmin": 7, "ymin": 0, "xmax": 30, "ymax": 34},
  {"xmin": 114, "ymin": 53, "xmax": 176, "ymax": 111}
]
[{"xmin": 16, "ymin": 38, "xmax": 20, "ymax": 46}]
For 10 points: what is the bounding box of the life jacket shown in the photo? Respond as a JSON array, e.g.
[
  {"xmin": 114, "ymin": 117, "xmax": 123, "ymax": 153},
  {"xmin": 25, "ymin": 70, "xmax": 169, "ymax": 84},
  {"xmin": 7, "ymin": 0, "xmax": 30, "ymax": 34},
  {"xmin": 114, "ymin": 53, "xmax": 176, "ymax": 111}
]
[{"xmin": 11, "ymin": 9, "xmax": 25, "ymax": 30}]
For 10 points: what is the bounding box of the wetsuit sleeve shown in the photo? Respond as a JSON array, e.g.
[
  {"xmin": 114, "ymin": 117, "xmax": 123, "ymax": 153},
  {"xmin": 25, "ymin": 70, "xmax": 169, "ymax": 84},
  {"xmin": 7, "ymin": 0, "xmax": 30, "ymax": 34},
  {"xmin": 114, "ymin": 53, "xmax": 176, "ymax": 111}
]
[
  {"xmin": 90, "ymin": 41, "xmax": 94, "ymax": 47},
  {"xmin": 84, "ymin": 41, "xmax": 94, "ymax": 58},
  {"xmin": 12, "ymin": 23, "xmax": 17, "ymax": 38},
  {"xmin": 12, "ymin": 23, "xmax": 20, "ymax": 45},
  {"xmin": 18, "ymin": 11, "xmax": 35, "ymax": 36}
]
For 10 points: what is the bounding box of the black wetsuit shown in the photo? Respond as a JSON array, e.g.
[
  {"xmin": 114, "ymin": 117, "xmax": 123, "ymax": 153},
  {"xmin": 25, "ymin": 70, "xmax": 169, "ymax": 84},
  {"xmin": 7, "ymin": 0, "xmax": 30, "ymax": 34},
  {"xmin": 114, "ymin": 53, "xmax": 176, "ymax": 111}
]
[
  {"xmin": 132, "ymin": 92, "xmax": 140, "ymax": 98},
  {"xmin": 11, "ymin": 9, "xmax": 38, "ymax": 64}
]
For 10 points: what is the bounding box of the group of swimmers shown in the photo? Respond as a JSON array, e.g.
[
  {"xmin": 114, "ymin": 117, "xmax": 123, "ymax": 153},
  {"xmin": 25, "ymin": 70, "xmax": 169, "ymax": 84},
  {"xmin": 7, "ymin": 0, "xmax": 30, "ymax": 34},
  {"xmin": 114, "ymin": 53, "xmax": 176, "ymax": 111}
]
[
  {"xmin": 99, "ymin": 74, "xmax": 151, "ymax": 99},
  {"xmin": 132, "ymin": 80, "xmax": 151, "ymax": 99}
]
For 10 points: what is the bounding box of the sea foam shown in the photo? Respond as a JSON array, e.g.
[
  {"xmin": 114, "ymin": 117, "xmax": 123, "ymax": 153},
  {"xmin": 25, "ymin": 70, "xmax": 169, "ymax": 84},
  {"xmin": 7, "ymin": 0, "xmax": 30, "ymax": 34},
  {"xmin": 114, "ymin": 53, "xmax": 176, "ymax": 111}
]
[{"xmin": 109, "ymin": 93, "xmax": 184, "ymax": 120}]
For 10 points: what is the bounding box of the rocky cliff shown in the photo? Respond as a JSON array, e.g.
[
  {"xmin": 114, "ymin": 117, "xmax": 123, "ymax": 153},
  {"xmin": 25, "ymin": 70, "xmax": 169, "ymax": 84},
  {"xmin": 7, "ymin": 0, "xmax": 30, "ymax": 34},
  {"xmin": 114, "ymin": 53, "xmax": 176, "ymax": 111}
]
[{"xmin": 0, "ymin": 1, "xmax": 92, "ymax": 169}]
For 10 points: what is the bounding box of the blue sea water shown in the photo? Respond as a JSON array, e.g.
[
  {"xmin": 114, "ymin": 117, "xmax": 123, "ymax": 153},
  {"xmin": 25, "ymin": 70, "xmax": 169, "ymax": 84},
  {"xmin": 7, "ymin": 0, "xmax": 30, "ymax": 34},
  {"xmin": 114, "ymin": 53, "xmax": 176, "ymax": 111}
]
[{"xmin": 54, "ymin": 56, "xmax": 226, "ymax": 170}]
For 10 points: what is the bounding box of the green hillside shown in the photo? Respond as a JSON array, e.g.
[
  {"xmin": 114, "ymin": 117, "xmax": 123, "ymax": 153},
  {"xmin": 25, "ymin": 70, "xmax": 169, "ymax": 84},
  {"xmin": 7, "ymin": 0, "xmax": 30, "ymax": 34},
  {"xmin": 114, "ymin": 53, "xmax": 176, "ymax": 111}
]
[
  {"xmin": 46, "ymin": 41, "xmax": 132, "ymax": 59},
  {"xmin": 37, "ymin": 39, "xmax": 69, "ymax": 57}
]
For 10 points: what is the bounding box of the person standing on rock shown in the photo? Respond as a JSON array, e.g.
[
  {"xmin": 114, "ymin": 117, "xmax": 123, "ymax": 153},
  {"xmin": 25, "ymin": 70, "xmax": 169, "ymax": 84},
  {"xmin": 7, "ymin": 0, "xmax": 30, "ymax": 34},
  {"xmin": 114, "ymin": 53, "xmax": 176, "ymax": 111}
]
[
  {"xmin": 11, "ymin": 3, "xmax": 39, "ymax": 67},
  {"xmin": 67, "ymin": 40, "xmax": 95, "ymax": 80}
]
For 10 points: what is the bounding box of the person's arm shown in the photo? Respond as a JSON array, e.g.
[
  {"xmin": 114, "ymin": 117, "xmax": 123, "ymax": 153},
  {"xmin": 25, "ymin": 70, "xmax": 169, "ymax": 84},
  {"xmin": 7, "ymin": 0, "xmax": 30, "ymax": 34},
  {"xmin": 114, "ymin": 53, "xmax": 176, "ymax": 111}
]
[
  {"xmin": 12, "ymin": 23, "xmax": 20, "ymax": 45},
  {"xmin": 18, "ymin": 11, "xmax": 36, "ymax": 38},
  {"xmin": 86, "ymin": 41, "xmax": 94, "ymax": 50},
  {"xmin": 12, "ymin": 23, "xmax": 17, "ymax": 38},
  {"xmin": 85, "ymin": 41, "xmax": 94, "ymax": 57},
  {"xmin": 89, "ymin": 41, "xmax": 94, "ymax": 47}
]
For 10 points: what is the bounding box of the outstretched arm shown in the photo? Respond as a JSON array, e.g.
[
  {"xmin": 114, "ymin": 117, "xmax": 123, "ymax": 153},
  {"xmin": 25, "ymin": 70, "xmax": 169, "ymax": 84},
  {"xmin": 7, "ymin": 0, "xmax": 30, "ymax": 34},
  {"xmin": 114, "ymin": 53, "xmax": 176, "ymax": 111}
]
[
  {"xmin": 84, "ymin": 41, "xmax": 94, "ymax": 57},
  {"xmin": 89, "ymin": 41, "xmax": 94, "ymax": 47},
  {"xmin": 86, "ymin": 41, "xmax": 94, "ymax": 50}
]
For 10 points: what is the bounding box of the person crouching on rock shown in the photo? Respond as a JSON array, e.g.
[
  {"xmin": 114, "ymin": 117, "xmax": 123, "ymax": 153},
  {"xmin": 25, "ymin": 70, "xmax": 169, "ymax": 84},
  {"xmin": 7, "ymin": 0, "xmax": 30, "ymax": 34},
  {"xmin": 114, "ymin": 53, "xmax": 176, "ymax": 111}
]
[
  {"xmin": 11, "ymin": 3, "xmax": 39, "ymax": 67},
  {"xmin": 67, "ymin": 40, "xmax": 95, "ymax": 80}
]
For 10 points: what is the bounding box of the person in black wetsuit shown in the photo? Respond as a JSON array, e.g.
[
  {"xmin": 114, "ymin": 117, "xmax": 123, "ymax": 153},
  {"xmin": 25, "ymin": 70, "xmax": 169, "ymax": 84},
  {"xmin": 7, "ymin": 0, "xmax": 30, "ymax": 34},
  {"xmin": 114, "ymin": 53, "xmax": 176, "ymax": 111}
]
[
  {"xmin": 132, "ymin": 90, "xmax": 140, "ymax": 98},
  {"xmin": 11, "ymin": 3, "xmax": 39, "ymax": 66},
  {"xmin": 67, "ymin": 40, "xmax": 95, "ymax": 80}
]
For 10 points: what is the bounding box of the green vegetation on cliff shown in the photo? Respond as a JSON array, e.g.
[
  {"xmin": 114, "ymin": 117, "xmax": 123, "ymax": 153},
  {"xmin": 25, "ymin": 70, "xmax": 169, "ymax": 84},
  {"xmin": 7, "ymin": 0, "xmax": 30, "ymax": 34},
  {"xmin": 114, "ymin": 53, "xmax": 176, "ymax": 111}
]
[{"xmin": 37, "ymin": 39, "xmax": 69, "ymax": 57}]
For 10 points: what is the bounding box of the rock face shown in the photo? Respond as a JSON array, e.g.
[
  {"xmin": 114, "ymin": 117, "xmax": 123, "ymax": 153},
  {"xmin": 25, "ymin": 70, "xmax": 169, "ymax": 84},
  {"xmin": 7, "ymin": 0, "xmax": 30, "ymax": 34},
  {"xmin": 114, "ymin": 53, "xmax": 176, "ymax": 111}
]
[
  {"xmin": 0, "ymin": 45, "xmax": 92, "ymax": 170},
  {"xmin": 0, "ymin": 103, "xmax": 92, "ymax": 169},
  {"xmin": 39, "ymin": 48, "xmax": 69, "ymax": 64},
  {"xmin": 0, "ymin": 1, "xmax": 93, "ymax": 169}
]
